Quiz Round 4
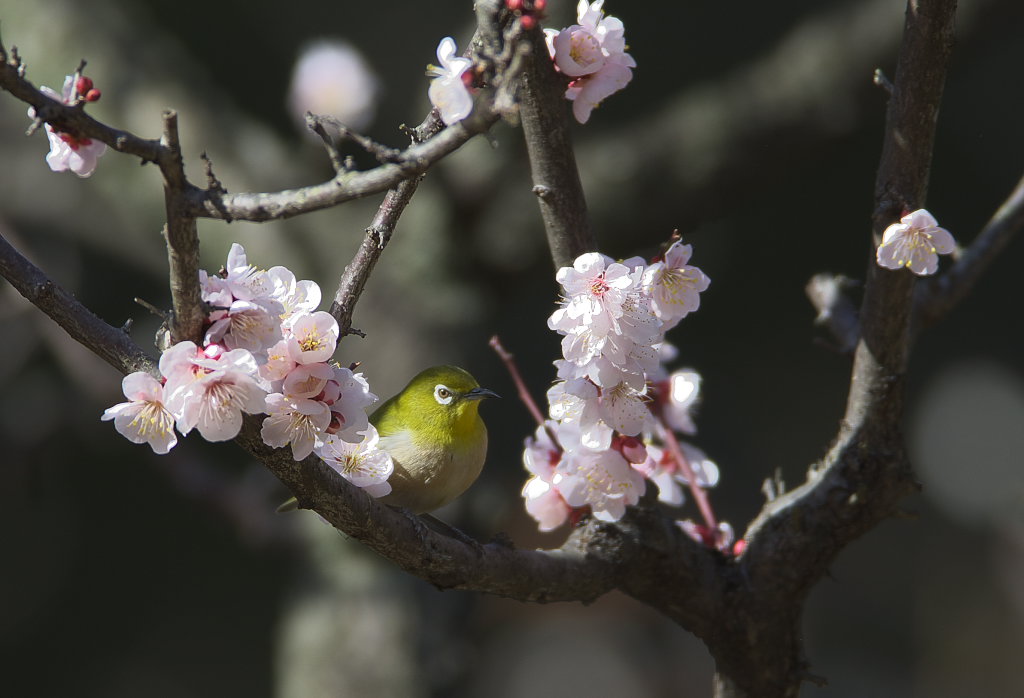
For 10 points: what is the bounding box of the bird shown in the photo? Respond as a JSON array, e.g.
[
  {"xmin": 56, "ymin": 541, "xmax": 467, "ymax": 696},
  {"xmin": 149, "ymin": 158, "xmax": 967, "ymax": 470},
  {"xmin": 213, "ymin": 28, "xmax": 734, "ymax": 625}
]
[
  {"xmin": 373, "ymin": 365, "xmax": 499, "ymax": 514},
  {"xmin": 280, "ymin": 365, "xmax": 498, "ymax": 515}
]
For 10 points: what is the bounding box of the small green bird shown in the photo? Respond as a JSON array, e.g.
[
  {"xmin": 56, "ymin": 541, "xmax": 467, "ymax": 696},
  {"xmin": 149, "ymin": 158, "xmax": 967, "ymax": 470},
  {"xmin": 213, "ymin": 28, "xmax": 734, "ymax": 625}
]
[
  {"xmin": 373, "ymin": 365, "xmax": 498, "ymax": 514},
  {"xmin": 280, "ymin": 365, "xmax": 498, "ymax": 514}
]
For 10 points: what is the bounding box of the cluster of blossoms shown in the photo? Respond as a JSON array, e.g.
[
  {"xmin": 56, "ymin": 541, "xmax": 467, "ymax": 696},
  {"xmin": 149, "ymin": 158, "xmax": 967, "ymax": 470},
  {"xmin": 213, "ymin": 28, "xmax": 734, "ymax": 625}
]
[
  {"xmin": 103, "ymin": 244, "xmax": 393, "ymax": 497},
  {"xmin": 426, "ymin": 1, "xmax": 633, "ymax": 127},
  {"xmin": 521, "ymin": 241, "xmax": 719, "ymax": 534},
  {"xmin": 28, "ymin": 74, "xmax": 107, "ymax": 177},
  {"xmin": 875, "ymin": 208, "xmax": 956, "ymax": 276},
  {"xmin": 545, "ymin": 0, "xmax": 635, "ymax": 124}
]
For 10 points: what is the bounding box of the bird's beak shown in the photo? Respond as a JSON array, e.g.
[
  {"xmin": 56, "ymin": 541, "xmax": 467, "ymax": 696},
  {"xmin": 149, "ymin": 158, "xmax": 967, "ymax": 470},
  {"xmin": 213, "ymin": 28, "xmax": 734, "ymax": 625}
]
[{"xmin": 465, "ymin": 387, "xmax": 500, "ymax": 401}]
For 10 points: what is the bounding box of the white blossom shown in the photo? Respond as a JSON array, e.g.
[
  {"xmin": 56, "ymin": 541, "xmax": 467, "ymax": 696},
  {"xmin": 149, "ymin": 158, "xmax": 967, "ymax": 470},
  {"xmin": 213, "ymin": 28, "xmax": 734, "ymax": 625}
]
[
  {"xmin": 427, "ymin": 37, "xmax": 473, "ymax": 126},
  {"xmin": 317, "ymin": 425, "xmax": 394, "ymax": 497},
  {"xmin": 102, "ymin": 372, "xmax": 177, "ymax": 454},
  {"xmin": 876, "ymin": 208, "xmax": 956, "ymax": 276}
]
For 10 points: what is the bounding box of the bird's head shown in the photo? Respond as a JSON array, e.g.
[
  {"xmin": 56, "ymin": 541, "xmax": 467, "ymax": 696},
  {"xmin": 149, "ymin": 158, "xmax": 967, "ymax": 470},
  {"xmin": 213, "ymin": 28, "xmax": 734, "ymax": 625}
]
[{"xmin": 387, "ymin": 365, "xmax": 499, "ymax": 445}]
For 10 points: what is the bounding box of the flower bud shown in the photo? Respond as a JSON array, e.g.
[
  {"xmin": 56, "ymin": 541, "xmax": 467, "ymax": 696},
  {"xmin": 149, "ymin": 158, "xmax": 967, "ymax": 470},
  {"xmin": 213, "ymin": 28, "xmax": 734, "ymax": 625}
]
[
  {"xmin": 85, "ymin": 88, "xmax": 102, "ymax": 102},
  {"xmin": 76, "ymin": 76, "xmax": 94, "ymax": 96}
]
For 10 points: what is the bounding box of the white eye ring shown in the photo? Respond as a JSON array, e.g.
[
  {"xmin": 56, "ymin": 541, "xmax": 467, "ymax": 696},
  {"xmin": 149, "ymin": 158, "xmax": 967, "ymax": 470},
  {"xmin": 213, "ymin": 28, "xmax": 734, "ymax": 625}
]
[{"xmin": 434, "ymin": 384, "xmax": 454, "ymax": 405}]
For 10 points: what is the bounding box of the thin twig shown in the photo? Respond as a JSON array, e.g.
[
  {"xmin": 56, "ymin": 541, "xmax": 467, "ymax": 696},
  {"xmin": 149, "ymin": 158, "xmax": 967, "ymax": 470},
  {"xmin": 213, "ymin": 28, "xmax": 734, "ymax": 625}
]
[
  {"xmin": 489, "ymin": 335, "xmax": 556, "ymax": 444},
  {"xmin": 305, "ymin": 112, "xmax": 347, "ymax": 174},
  {"xmin": 656, "ymin": 419, "xmax": 719, "ymax": 535}
]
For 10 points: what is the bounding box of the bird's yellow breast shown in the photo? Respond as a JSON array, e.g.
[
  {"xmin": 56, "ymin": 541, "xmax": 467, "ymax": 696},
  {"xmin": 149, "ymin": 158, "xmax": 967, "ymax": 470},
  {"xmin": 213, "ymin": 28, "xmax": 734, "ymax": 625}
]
[{"xmin": 378, "ymin": 423, "xmax": 487, "ymax": 514}]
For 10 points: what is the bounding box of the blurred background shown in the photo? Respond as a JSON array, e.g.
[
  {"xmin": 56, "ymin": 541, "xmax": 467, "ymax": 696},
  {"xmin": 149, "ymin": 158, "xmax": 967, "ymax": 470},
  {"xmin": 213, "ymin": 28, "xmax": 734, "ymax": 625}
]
[{"xmin": 1, "ymin": 0, "xmax": 1022, "ymax": 696}]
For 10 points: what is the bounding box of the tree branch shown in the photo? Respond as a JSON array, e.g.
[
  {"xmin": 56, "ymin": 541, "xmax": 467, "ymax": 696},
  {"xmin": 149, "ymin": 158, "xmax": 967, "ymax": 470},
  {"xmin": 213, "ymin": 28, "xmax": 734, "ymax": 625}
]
[
  {"xmin": 727, "ymin": 1, "xmax": 958, "ymax": 695},
  {"xmin": 159, "ymin": 110, "xmax": 205, "ymax": 344},
  {"xmin": 517, "ymin": 25, "xmax": 595, "ymax": 268},
  {"xmin": 915, "ymin": 171, "xmax": 1024, "ymax": 329},
  {"xmin": 0, "ymin": 231, "xmax": 157, "ymax": 377}
]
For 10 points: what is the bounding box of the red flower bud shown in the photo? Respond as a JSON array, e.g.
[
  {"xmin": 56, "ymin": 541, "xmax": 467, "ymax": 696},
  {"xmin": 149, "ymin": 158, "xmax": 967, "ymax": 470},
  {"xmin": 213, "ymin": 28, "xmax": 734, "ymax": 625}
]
[
  {"xmin": 76, "ymin": 76, "xmax": 94, "ymax": 96},
  {"xmin": 732, "ymin": 539, "xmax": 747, "ymax": 556},
  {"xmin": 520, "ymin": 14, "xmax": 536, "ymax": 30},
  {"xmin": 533, "ymin": 0, "xmax": 547, "ymax": 12},
  {"xmin": 84, "ymin": 88, "xmax": 102, "ymax": 102},
  {"xmin": 506, "ymin": 0, "xmax": 522, "ymax": 10}
]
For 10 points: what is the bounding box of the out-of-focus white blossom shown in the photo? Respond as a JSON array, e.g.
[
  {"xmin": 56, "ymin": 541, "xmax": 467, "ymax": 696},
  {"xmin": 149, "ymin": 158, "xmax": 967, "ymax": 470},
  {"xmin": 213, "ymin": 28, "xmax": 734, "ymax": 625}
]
[
  {"xmin": 876, "ymin": 208, "xmax": 956, "ymax": 276},
  {"xmin": 287, "ymin": 40, "xmax": 379, "ymax": 133}
]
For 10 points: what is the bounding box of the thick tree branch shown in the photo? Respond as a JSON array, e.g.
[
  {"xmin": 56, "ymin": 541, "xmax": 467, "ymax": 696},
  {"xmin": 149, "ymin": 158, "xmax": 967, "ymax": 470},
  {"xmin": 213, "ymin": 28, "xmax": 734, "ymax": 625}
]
[
  {"xmin": 726, "ymin": 1, "xmax": 958, "ymax": 695},
  {"xmin": 517, "ymin": 26, "xmax": 595, "ymax": 268}
]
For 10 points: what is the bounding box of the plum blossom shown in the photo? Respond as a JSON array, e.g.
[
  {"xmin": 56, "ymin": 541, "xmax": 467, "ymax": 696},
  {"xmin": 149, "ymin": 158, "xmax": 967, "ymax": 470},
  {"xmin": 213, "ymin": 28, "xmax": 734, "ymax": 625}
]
[
  {"xmin": 427, "ymin": 37, "xmax": 473, "ymax": 126},
  {"xmin": 546, "ymin": 1, "xmax": 636, "ymax": 123},
  {"xmin": 267, "ymin": 266, "xmax": 321, "ymax": 330},
  {"xmin": 317, "ymin": 425, "xmax": 394, "ymax": 497},
  {"xmin": 660, "ymin": 368, "xmax": 701, "ymax": 435},
  {"xmin": 287, "ymin": 311, "xmax": 339, "ymax": 364},
  {"xmin": 102, "ymin": 372, "xmax": 178, "ymax": 454},
  {"xmin": 325, "ymin": 366, "xmax": 377, "ymax": 441},
  {"xmin": 161, "ymin": 343, "xmax": 267, "ymax": 442},
  {"xmin": 557, "ymin": 447, "xmax": 645, "ymax": 522},
  {"xmin": 204, "ymin": 297, "xmax": 284, "ymax": 353},
  {"xmin": 261, "ymin": 393, "xmax": 332, "ymax": 460},
  {"xmin": 643, "ymin": 241, "xmax": 711, "ymax": 326},
  {"xmin": 523, "ymin": 244, "xmax": 721, "ymax": 530},
  {"xmin": 521, "ymin": 422, "xmax": 573, "ymax": 531},
  {"xmin": 28, "ymin": 76, "xmax": 107, "ymax": 177},
  {"xmin": 876, "ymin": 208, "xmax": 956, "ymax": 276}
]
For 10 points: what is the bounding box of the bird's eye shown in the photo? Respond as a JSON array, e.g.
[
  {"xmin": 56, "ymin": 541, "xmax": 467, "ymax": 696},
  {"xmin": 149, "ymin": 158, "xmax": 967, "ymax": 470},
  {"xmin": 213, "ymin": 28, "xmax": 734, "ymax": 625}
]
[{"xmin": 434, "ymin": 384, "xmax": 454, "ymax": 405}]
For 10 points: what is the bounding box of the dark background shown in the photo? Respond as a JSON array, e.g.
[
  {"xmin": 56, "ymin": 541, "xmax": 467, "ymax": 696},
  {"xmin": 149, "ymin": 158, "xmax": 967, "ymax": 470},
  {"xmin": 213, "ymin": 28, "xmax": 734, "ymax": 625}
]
[{"xmin": 1, "ymin": 0, "xmax": 1022, "ymax": 695}]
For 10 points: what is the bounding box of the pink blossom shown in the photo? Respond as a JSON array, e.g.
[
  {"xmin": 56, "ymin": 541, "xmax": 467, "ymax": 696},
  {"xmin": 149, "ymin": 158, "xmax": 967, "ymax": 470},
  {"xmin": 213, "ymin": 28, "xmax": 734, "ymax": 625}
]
[
  {"xmin": 547, "ymin": 1, "xmax": 636, "ymax": 124},
  {"xmin": 161, "ymin": 343, "xmax": 267, "ymax": 442},
  {"xmin": 261, "ymin": 393, "xmax": 331, "ymax": 460},
  {"xmin": 557, "ymin": 447, "xmax": 645, "ymax": 522},
  {"xmin": 876, "ymin": 208, "xmax": 956, "ymax": 276},
  {"xmin": 282, "ymin": 362, "xmax": 334, "ymax": 399},
  {"xmin": 260, "ymin": 339, "xmax": 297, "ymax": 384},
  {"xmin": 286, "ymin": 311, "xmax": 339, "ymax": 365},
  {"xmin": 29, "ymin": 77, "xmax": 107, "ymax": 177},
  {"xmin": 522, "ymin": 476, "xmax": 572, "ymax": 532},
  {"xmin": 326, "ymin": 367, "xmax": 377, "ymax": 442},
  {"xmin": 101, "ymin": 372, "xmax": 178, "ymax": 454},
  {"xmin": 643, "ymin": 241, "xmax": 710, "ymax": 327}
]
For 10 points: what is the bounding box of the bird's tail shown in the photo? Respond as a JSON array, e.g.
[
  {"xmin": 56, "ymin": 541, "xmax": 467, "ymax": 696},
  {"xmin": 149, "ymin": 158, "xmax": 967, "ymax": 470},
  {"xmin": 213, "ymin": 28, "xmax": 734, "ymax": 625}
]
[{"xmin": 276, "ymin": 496, "xmax": 299, "ymax": 513}]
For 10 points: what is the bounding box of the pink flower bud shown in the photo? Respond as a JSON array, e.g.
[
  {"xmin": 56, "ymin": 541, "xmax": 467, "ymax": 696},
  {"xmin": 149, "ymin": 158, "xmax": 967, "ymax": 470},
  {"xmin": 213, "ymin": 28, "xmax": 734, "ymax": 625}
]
[
  {"xmin": 506, "ymin": 0, "xmax": 522, "ymax": 10},
  {"xmin": 520, "ymin": 14, "xmax": 536, "ymax": 30}
]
